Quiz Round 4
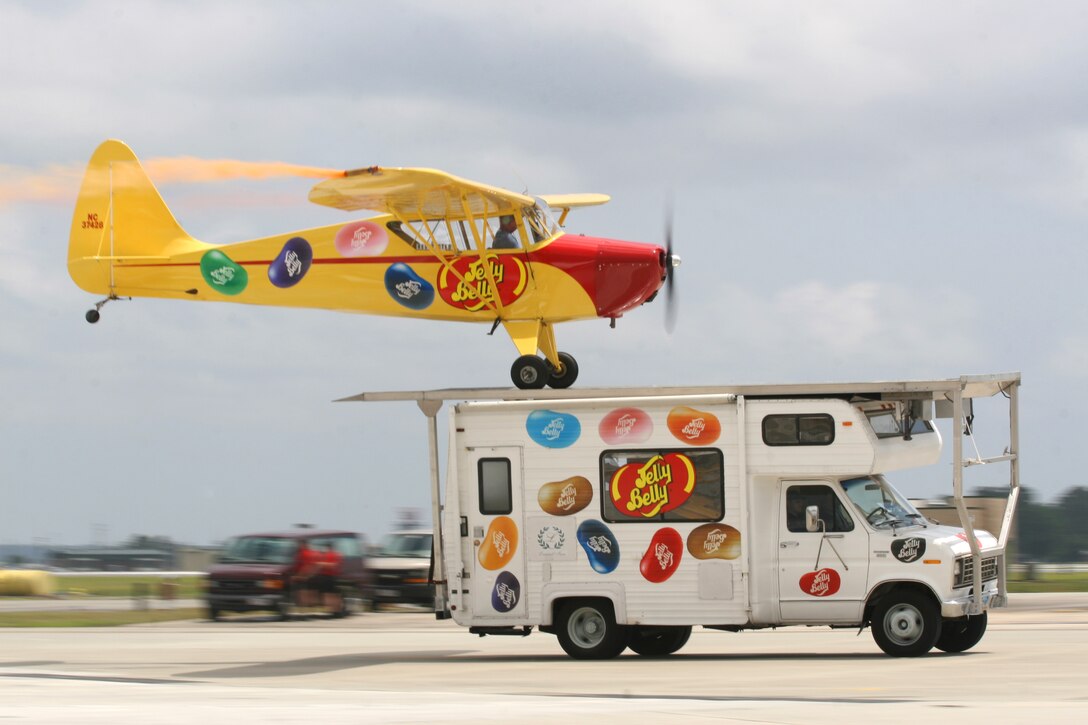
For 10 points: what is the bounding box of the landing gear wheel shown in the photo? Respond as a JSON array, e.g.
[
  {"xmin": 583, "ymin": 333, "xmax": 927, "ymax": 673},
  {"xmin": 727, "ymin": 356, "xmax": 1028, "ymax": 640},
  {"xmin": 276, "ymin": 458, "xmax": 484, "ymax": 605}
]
[
  {"xmin": 627, "ymin": 625, "xmax": 691, "ymax": 656},
  {"xmin": 85, "ymin": 309, "xmax": 100, "ymax": 324},
  {"xmin": 547, "ymin": 352, "xmax": 579, "ymax": 389},
  {"xmin": 556, "ymin": 600, "xmax": 628, "ymax": 660},
  {"xmin": 511, "ymin": 355, "xmax": 548, "ymax": 389},
  {"xmin": 935, "ymin": 612, "xmax": 987, "ymax": 653},
  {"xmin": 871, "ymin": 590, "xmax": 941, "ymax": 657}
]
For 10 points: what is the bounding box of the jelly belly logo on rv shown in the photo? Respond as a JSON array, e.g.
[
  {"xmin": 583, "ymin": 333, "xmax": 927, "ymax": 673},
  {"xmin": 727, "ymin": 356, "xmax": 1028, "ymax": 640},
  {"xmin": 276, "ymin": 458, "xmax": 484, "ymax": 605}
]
[
  {"xmin": 437, "ymin": 254, "xmax": 527, "ymax": 312},
  {"xmin": 667, "ymin": 406, "xmax": 721, "ymax": 445},
  {"xmin": 599, "ymin": 407, "xmax": 653, "ymax": 445},
  {"xmin": 609, "ymin": 453, "xmax": 696, "ymax": 518},
  {"xmin": 891, "ymin": 537, "xmax": 926, "ymax": 563},
  {"xmin": 526, "ymin": 410, "xmax": 581, "ymax": 449},
  {"xmin": 800, "ymin": 568, "xmax": 841, "ymax": 597}
]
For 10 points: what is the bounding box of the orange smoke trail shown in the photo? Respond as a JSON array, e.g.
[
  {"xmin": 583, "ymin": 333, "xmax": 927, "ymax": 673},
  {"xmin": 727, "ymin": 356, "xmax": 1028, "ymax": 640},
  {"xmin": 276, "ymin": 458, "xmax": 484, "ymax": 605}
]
[{"xmin": 0, "ymin": 156, "xmax": 345, "ymax": 204}]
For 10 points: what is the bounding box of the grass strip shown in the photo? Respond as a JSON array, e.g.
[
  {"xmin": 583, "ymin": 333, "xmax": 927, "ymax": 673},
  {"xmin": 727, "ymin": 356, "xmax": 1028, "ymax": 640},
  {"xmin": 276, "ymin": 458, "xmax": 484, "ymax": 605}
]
[{"xmin": 0, "ymin": 608, "xmax": 203, "ymax": 628}]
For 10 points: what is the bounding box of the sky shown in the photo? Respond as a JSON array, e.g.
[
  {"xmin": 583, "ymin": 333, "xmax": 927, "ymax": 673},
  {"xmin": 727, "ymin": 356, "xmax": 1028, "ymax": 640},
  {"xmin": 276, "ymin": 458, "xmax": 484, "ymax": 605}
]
[{"xmin": 2, "ymin": 1, "xmax": 1085, "ymax": 548}]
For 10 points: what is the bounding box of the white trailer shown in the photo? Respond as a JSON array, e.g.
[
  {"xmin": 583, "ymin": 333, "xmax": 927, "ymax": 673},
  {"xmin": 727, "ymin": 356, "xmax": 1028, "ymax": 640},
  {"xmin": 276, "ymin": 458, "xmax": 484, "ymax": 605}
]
[{"xmin": 345, "ymin": 373, "xmax": 1020, "ymax": 659}]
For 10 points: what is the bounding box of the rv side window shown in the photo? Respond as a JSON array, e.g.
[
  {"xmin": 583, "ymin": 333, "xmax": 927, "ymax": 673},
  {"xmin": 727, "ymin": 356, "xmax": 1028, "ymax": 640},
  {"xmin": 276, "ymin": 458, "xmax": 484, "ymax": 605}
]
[
  {"xmin": 762, "ymin": 414, "xmax": 835, "ymax": 446},
  {"xmin": 478, "ymin": 458, "xmax": 512, "ymax": 515},
  {"xmin": 785, "ymin": 484, "xmax": 854, "ymax": 533},
  {"xmin": 599, "ymin": 448, "xmax": 724, "ymax": 523}
]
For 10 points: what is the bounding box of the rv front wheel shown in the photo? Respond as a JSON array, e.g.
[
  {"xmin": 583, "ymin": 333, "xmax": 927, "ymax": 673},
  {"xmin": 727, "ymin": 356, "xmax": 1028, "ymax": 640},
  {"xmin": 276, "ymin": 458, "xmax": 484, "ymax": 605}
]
[
  {"xmin": 871, "ymin": 590, "xmax": 941, "ymax": 657},
  {"xmin": 934, "ymin": 612, "xmax": 987, "ymax": 653},
  {"xmin": 627, "ymin": 625, "xmax": 692, "ymax": 656},
  {"xmin": 556, "ymin": 600, "xmax": 628, "ymax": 660}
]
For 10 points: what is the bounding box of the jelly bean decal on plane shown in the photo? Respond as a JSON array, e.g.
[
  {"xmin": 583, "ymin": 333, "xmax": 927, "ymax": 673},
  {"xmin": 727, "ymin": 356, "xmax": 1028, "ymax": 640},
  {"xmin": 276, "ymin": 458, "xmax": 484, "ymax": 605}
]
[
  {"xmin": 640, "ymin": 527, "xmax": 683, "ymax": 583},
  {"xmin": 667, "ymin": 406, "xmax": 721, "ymax": 445},
  {"xmin": 267, "ymin": 237, "xmax": 312, "ymax": 288},
  {"xmin": 526, "ymin": 410, "xmax": 581, "ymax": 449},
  {"xmin": 891, "ymin": 537, "xmax": 926, "ymax": 563},
  {"xmin": 384, "ymin": 263, "xmax": 435, "ymax": 310},
  {"xmin": 687, "ymin": 523, "xmax": 742, "ymax": 560},
  {"xmin": 491, "ymin": 571, "xmax": 521, "ymax": 612},
  {"xmin": 598, "ymin": 407, "xmax": 653, "ymax": 445},
  {"xmin": 437, "ymin": 253, "xmax": 527, "ymax": 312},
  {"xmin": 537, "ymin": 476, "xmax": 592, "ymax": 516},
  {"xmin": 800, "ymin": 568, "xmax": 841, "ymax": 597},
  {"xmin": 478, "ymin": 516, "xmax": 519, "ymax": 571},
  {"xmin": 200, "ymin": 249, "xmax": 248, "ymax": 296},
  {"xmin": 609, "ymin": 453, "xmax": 696, "ymax": 518},
  {"xmin": 334, "ymin": 220, "xmax": 388, "ymax": 257},
  {"xmin": 576, "ymin": 519, "xmax": 620, "ymax": 574}
]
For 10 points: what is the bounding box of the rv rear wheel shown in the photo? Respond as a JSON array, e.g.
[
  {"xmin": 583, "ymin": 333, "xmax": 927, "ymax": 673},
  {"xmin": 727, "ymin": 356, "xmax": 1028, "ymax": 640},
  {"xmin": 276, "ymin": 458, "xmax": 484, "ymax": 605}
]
[
  {"xmin": 627, "ymin": 625, "xmax": 692, "ymax": 656},
  {"xmin": 934, "ymin": 612, "xmax": 987, "ymax": 653},
  {"xmin": 871, "ymin": 590, "xmax": 941, "ymax": 657},
  {"xmin": 556, "ymin": 600, "xmax": 628, "ymax": 660}
]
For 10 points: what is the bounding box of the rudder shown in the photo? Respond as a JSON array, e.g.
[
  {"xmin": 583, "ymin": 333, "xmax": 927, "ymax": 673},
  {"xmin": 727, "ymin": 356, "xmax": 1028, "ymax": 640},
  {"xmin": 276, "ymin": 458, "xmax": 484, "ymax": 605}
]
[{"xmin": 67, "ymin": 140, "xmax": 198, "ymax": 295}]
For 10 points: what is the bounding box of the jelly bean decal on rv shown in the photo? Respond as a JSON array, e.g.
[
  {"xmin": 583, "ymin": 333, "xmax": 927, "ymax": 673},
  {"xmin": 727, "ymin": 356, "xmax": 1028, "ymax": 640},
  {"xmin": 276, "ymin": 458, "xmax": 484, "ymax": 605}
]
[
  {"xmin": 384, "ymin": 263, "xmax": 435, "ymax": 310},
  {"xmin": 526, "ymin": 410, "xmax": 581, "ymax": 449},
  {"xmin": 800, "ymin": 568, "xmax": 841, "ymax": 597},
  {"xmin": 200, "ymin": 249, "xmax": 248, "ymax": 296},
  {"xmin": 478, "ymin": 516, "xmax": 519, "ymax": 571},
  {"xmin": 576, "ymin": 519, "xmax": 620, "ymax": 574},
  {"xmin": 667, "ymin": 406, "xmax": 721, "ymax": 445},
  {"xmin": 891, "ymin": 537, "xmax": 926, "ymax": 563},
  {"xmin": 334, "ymin": 220, "xmax": 388, "ymax": 257},
  {"xmin": 598, "ymin": 407, "xmax": 653, "ymax": 445},
  {"xmin": 491, "ymin": 571, "xmax": 521, "ymax": 612},
  {"xmin": 687, "ymin": 523, "xmax": 742, "ymax": 560},
  {"xmin": 267, "ymin": 237, "xmax": 313, "ymax": 288},
  {"xmin": 639, "ymin": 527, "xmax": 683, "ymax": 583},
  {"xmin": 609, "ymin": 453, "xmax": 695, "ymax": 518},
  {"xmin": 537, "ymin": 476, "xmax": 592, "ymax": 516}
]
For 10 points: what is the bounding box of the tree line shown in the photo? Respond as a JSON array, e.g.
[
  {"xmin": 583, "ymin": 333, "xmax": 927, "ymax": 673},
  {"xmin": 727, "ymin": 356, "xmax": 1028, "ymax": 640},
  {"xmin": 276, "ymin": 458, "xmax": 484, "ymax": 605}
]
[{"xmin": 976, "ymin": 486, "xmax": 1088, "ymax": 562}]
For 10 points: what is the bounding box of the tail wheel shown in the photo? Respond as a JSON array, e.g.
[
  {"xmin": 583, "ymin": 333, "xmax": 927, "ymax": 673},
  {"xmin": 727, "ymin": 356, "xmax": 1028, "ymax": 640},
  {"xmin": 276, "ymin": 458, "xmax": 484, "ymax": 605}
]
[
  {"xmin": 627, "ymin": 625, "xmax": 692, "ymax": 656},
  {"xmin": 556, "ymin": 600, "xmax": 628, "ymax": 660},
  {"xmin": 511, "ymin": 355, "xmax": 548, "ymax": 389},
  {"xmin": 547, "ymin": 352, "xmax": 579, "ymax": 389},
  {"xmin": 871, "ymin": 590, "xmax": 942, "ymax": 657},
  {"xmin": 935, "ymin": 612, "xmax": 987, "ymax": 653}
]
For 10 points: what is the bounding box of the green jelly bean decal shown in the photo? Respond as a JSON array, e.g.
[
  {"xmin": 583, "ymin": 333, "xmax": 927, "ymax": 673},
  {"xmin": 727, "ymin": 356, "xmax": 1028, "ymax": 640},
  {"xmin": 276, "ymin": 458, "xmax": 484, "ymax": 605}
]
[{"xmin": 200, "ymin": 249, "xmax": 248, "ymax": 295}]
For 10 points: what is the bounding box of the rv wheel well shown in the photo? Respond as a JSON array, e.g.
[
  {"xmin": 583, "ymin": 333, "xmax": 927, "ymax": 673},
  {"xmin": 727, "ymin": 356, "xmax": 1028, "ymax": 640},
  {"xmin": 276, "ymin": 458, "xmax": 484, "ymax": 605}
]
[{"xmin": 865, "ymin": 581, "xmax": 940, "ymax": 624}]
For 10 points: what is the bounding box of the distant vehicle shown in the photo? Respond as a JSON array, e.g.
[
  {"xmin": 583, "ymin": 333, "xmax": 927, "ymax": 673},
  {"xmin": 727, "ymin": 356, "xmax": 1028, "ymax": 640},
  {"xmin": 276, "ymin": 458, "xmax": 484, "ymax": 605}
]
[
  {"xmin": 205, "ymin": 529, "xmax": 369, "ymax": 621},
  {"xmin": 362, "ymin": 531, "xmax": 434, "ymax": 608}
]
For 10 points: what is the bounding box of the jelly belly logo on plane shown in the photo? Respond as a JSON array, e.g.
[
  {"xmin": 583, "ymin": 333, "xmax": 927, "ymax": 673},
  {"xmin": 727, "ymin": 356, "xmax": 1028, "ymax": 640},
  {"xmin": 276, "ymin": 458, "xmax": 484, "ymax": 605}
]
[
  {"xmin": 800, "ymin": 568, "xmax": 841, "ymax": 597},
  {"xmin": 526, "ymin": 410, "xmax": 581, "ymax": 449},
  {"xmin": 437, "ymin": 254, "xmax": 527, "ymax": 312},
  {"xmin": 609, "ymin": 453, "xmax": 695, "ymax": 518}
]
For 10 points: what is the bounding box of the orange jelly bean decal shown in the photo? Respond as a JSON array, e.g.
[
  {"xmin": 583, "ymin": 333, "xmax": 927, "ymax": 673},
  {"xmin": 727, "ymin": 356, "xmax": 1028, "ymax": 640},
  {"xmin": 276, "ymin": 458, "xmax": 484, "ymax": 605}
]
[
  {"xmin": 478, "ymin": 516, "xmax": 519, "ymax": 570},
  {"xmin": 667, "ymin": 406, "xmax": 721, "ymax": 445}
]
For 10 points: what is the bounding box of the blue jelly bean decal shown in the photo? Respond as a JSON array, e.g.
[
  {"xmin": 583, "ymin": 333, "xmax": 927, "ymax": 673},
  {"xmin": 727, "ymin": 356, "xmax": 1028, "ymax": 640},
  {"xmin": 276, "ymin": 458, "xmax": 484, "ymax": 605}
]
[
  {"xmin": 491, "ymin": 571, "xmax": 521, "ymax": 612},
  {"xmin": 526, "ymin": 410, "xmax": 581, "ymax": 449},
  {"xmin": 577, "ymin": 519, "xmax": 620, "ymax": 574},
  {"xmin": 268, "ymin": 236, "xmax": 313, "ymax": 288},
  {"xmin": 384, "ymin": 263, "xmax": 435, "ymax": 310}
]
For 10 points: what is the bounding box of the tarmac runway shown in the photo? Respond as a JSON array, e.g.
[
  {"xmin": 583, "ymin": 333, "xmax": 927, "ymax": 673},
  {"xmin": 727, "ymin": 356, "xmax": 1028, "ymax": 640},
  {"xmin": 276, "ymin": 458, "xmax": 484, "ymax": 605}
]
[{"xmin": 1, "ymin": 593, "xmax": 1086, "ymax": 724}]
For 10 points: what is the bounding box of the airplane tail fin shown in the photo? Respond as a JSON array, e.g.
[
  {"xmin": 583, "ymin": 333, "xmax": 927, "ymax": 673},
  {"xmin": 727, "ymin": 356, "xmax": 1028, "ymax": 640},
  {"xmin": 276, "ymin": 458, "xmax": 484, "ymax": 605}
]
[{"xmin": 67, "ymin": 140, "xmax": 202, "ymax": 295}]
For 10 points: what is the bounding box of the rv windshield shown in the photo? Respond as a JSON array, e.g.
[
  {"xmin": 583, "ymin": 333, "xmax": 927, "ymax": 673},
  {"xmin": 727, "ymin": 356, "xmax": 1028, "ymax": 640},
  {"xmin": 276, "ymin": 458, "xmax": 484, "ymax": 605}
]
[{"xmin": 840, "ymin": 476, "xmax": 925, "ymax": 529}]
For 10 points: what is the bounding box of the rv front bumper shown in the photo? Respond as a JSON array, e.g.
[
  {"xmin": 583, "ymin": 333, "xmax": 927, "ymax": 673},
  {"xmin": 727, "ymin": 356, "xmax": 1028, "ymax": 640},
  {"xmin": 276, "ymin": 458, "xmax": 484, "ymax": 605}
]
[{"xmin": 941, "ymin": 586, "xmax": 1005, "ymax": 618}]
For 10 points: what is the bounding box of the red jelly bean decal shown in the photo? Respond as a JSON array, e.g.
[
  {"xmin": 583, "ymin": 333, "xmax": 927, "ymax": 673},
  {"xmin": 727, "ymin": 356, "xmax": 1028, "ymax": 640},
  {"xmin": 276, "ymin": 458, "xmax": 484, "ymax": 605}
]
[
  {"xmin": 639, "ymin": 527, "xmax": 683, "ymax": 583},
  {"xmin": 799, "ymin": 567, "xmax": 841, "ymax": 597}
]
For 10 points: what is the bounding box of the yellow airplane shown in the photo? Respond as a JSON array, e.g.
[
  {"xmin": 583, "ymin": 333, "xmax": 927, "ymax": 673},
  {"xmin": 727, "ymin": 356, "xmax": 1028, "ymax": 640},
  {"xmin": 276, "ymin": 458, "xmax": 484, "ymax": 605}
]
[{"xmin": 67, "ymin": 140, "xmax": 679, "ymax": 388}]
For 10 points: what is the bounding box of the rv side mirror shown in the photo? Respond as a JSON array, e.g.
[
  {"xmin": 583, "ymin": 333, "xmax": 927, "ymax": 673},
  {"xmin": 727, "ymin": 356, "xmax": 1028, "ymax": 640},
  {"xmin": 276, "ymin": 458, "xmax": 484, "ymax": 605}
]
[{"xmin": 805, "ymin": 505, "xmax": 821, "ymax": 533}]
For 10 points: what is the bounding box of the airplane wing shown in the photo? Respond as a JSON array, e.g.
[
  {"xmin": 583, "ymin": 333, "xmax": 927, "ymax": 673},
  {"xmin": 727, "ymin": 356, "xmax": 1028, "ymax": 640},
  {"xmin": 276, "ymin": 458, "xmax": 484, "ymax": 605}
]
[
  {"xmin": 308, "ymin": 167, "xmax": 535, "ymax": 220},
  {"xmin": 538, "ymin": 193, "xmax": 611, "ymax": 210}
]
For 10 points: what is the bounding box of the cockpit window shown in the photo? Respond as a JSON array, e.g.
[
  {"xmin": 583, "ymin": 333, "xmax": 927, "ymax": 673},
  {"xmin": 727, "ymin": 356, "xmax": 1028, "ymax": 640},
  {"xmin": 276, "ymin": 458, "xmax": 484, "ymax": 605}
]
[{"xmin": 388, "ymin": 219, "xmax": 473, "ymax": 253}]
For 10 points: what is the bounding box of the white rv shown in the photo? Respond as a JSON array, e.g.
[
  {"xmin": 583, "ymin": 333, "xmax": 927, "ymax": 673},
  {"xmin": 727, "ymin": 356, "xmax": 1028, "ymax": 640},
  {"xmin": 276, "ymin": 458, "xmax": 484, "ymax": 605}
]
[{"xmin": 348, "ymin": 373, "xmax": 1020, "ymax": 659}]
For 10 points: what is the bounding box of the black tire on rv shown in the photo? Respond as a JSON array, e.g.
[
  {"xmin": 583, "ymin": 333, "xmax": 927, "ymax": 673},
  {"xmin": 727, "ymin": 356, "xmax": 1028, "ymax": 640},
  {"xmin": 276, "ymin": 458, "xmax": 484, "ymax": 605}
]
[
  {"xmin": 511, "ymin": 355, "xmax": 548, "ymax": 389},
  {"xmin": 934, "ymin": 612, "xmax": 987, "ymax": 653},
  {"xmin": 556, "ymin": 600, "xmax": 628, "ymax": 660},
  {"xmin": 547, "ymin": 352, "xmax": 579, "ymax": 389},
  {"xmin": 627, "ymin": 625, "xmax": 692, "ymax": 656},
  {"xmin": 871, "ymin": 589, "xmax": 942, "ymax": 657}
]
